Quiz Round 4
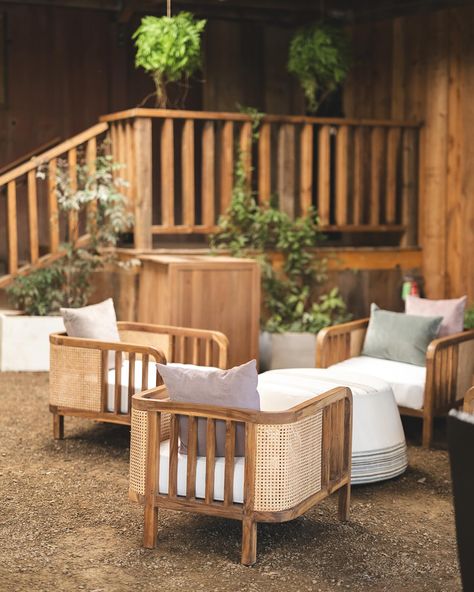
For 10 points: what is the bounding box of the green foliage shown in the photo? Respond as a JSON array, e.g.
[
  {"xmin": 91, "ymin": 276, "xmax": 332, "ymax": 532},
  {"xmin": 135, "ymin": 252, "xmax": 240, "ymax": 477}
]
[
  {"xmin": 288, "ymin": 23, "xmax": 351, "ymax": 113},
  {"xmin": 237, "ymin": 104, "xmax": 265, "ymax": 141},
  {"xmin": 6, "ymin": 145, "xmax": 133, "ymax": 316},
  {"xmin": 465, "ymin": 305, "xmax": 474, "ymax": 330},
  {"xmin": 133, "ymin": 12, "xmax": 206, "ymax": 107},
  {"xmin": 211, "ymin": 154, "xmax": 350, "ymax": 333}
]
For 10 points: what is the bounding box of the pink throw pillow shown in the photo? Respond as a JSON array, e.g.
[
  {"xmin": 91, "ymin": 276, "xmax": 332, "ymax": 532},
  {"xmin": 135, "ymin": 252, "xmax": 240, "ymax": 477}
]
[{"xmin": 405, "ymin": 295, "xmax": 467, "ymax": 337}]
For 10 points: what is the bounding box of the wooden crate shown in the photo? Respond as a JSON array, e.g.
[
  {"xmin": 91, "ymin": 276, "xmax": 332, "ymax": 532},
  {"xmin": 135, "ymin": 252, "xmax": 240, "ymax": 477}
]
[{"xmin": 138, "ymin": 255, "xmax": 260, "ymax": 367}]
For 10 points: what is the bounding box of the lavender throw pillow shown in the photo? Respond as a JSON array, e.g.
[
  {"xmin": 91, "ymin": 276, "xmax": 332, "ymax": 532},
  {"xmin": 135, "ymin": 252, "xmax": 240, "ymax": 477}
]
[
  {"xmin": 406, "ymin": 295, "xmax": 467, "ymax": 337},
  {"xmin": 157, "ymin": 360, "xmax": 260, "ymax": 457}
]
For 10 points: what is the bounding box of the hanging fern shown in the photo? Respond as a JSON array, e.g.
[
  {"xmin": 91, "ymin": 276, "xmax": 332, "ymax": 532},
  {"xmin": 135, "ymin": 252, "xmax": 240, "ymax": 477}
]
[
  {"xmin": 133, "ymin": 12, "xmax": 206, "ymax": 107},
  {"xmin": 288, "ymin": 23, "xmax": 351, "ymax": 113}
]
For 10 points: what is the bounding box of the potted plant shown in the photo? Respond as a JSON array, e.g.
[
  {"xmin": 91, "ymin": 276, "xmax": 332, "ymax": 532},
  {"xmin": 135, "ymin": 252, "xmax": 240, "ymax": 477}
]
[
  {"xmin": 288, "ymin": 22, "xmax": 351, "ymax": 113},
  {"xmin": 133, "ymin": 11, "xmax": 206, "ymax": 108},
  {"xmin": 211, "ymin": 154, "xmax": 350, "ymax": 371},
  {"xmin": 2, "ymin": 144, "xmax": 133, "ymax": 371}
]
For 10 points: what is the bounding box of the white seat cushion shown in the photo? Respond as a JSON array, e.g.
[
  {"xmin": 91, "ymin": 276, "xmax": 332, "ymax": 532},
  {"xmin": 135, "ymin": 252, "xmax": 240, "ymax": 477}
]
[
  {"xmin": 329, "ymin": 356, "xmax": 426, "ymax": 410},
  {"xmin": 107, "ymin": 360, "xmax": 160, "ymax": 413},
  {"xmin": 158, "ymin": 440, "xmax": 245, "ymax": 502}
]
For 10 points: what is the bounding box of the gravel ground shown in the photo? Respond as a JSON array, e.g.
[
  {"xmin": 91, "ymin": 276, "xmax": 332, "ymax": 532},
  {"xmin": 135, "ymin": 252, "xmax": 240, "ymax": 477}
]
[{"xmin": 0, "ymin": 372, "xmax": 461, "ymax": 592}]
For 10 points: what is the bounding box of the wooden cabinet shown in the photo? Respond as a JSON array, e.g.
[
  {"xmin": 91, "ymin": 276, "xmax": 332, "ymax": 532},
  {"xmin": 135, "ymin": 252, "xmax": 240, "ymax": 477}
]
[{"xmin": 138, "ymin": 255, "xmax": 261, "ymax": 367}]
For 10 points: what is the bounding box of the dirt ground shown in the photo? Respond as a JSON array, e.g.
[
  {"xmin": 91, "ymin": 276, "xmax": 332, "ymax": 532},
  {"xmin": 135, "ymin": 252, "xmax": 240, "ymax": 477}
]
[{"xmin": 0, "ymin": 372, "xmax": 461, "ymax": 592}]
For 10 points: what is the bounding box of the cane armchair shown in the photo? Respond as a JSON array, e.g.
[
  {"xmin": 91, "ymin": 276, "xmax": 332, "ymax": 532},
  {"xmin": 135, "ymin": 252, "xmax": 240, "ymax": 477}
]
[
  {"xmin": 463, "ymin": 386, "xmax": 474, "ymax": 413},
  {"xmin": 129, "ymin": 384, "xmax": 352, "ymax": 565},
  {"xmin": 49, "ymin": 322, "xmax": 228, "ymax": 439},
  {"xmin": 316, "ymin": 318, "xmax": 474, "ymax": 448}
]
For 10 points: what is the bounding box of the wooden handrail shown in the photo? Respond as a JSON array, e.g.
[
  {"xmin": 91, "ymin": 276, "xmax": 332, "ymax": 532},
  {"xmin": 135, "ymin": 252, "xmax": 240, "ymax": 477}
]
[
  {"xmin": 0, "ymin": 122, "xmax": 108, "ymax": 186},
  {"xmin": 100, "ymin": 108, "xmax": 422, "ymax": 128},
  {"xmin": 0, "ymin": 136, "xmax": 61, "ymax": 175}
]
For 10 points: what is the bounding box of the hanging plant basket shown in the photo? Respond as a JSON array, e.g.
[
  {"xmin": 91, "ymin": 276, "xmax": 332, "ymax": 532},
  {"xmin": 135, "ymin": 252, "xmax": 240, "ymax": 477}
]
[{"xmin": 133, "ymin": 11, "xmax": 206, "ymax": 108}]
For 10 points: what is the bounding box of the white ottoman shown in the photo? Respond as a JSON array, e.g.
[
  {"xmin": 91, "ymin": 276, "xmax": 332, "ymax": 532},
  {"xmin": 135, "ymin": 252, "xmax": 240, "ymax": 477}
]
[{"xmin": 258, "ymin": 368, "xmax": 408, "ymax": 485}]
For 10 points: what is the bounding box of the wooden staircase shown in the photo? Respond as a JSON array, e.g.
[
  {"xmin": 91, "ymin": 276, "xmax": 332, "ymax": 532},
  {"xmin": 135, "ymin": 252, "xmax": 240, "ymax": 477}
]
[{"xmin": 0, "ymin": 109, "xmax": 422, "ymax": 288}]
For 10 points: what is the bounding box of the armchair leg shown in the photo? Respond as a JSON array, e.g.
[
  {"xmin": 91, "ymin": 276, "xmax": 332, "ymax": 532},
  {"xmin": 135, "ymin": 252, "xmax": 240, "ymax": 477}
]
[
  {"xmin": 53, "ymin": 413, "xmax": 64, "ymax": 440},
  {"xmin": 422, "ymin": 414, "xmax": 434, "ymax": 448},
  {"xmin": 338, "ymin": 483, "xmax": 351, "ymax": 522},
  {"xmin": 143, "ymin": 505, "xmax": 159, "ymax": 549},
  {"xmin": 241, "ymin": 518, "xmax": 257, "ymax": 566}
]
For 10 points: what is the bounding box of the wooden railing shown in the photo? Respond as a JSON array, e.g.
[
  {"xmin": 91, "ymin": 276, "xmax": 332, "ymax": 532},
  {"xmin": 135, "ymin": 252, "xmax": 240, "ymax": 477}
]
[
  {"xmin": 102, "ymin": 108, "xmax": 422, "ymax": 246},
  {"xmin": 0, "ymin": 122, "xmax": 108, "ymax": 287},
  {"xmin": 0, "ymin": 108, "xmax": 422, "ymax": 286}
]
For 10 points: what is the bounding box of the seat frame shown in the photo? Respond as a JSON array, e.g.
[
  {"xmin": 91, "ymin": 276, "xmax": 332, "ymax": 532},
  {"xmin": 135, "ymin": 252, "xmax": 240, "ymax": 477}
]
[
  {"xmin": 316, "ymin": 318, "xmax": 474, "ymax": 448},
  {"xmin": 49, "ymin": 321, "xmax": 228, "ymax": 439},
  {"xmin": 129, "ymin": 385, "xmax": 353, "ymax": 565}
]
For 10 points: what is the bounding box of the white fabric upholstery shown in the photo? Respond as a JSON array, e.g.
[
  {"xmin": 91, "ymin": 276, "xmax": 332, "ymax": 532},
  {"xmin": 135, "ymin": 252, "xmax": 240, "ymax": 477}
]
[
  {"xmin": 157, "ymin": 440, "xmax": 245, "ymax": 502},
  {"xmin": 328, "ymin": 356, "xmax": 426, "ymax": 410},
  {"xmin": 107, "ymin": 360, "xmax": 159, "ymax": 413}
]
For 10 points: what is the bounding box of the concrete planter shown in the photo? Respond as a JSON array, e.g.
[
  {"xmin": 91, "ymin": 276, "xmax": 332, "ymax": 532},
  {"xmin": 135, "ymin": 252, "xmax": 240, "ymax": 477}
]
[
  {"xmin": 259, "ymin": 331, "xmax": 317, "ymax": 372},
  {"xmin": 0, "ymin": 311, "xmax": 65, "ymax": 371}
]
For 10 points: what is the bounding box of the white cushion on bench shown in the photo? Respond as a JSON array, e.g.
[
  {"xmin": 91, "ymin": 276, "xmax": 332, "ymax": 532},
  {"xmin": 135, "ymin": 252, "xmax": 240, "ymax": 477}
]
[
  {"xmin": 328, "ymin": 355, "xmax": 426, "ymax": 410},
  {"xmin": 157, "ymin": 440, "xmax": 245, "ymax": 503},
  {"xmin": 107, "ymin": 360, "xmax": 159, "ymax": 413}
]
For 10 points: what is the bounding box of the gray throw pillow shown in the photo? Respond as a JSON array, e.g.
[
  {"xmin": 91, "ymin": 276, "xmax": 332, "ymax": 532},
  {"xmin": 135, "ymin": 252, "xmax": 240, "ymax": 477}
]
[
  {"xmin": 157, "ymin": 360, "xmax": 260, "ymax": 457},
  {"xmin": 60, "ymin": 298, "xmax": 120, "ymax": 369},
  {"xmin": 362, "ymin": 303, "xmax": 443, "ymax": 366}
]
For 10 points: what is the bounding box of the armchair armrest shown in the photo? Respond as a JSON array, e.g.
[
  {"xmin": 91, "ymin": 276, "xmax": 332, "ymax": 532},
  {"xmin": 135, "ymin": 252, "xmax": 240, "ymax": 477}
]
[
  {"xmin": 49, "ymin": 332, "xmax": 166, "ymax": 414},
  {"xmin": 425, "ymin": 330, "xmax": 474, "ymax": 414},
  {"xmin": 316, "ymin": 318, "xmax": 369, "ymax": 368},
  {"xmin": 464, "ymin": 386, "xmax": 474, "ymax": 413},
  {"xmin": 117, "ymin": 321, "xmax": 229, "ymax": 369}
]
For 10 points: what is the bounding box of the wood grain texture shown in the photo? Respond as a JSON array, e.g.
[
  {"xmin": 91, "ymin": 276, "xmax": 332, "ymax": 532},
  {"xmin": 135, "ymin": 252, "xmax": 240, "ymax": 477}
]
[
  {"xmin": 181, "ymin": 119, "xmax": 195, "ymax": 227},
  {"xmin": 201, "ymin": 121, "xmax": 215, "ymax": 227}
]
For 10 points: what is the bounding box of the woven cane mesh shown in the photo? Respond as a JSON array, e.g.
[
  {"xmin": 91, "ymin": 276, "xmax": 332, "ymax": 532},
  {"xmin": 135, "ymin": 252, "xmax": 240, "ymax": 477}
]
[
  {"xmin": 129, "ymin": 409, "xmax": 171, "ymax": 496},
  {"xmin": 49, "ymin": 344, "xmax": 102, "ymax": 412},
  {"xmin": 130, "ymin": 409, "xmax": 148, "ymax": 496},
  {"xmin": 254, "ymin": 411, "xmax": 323, "ymax": 512}
]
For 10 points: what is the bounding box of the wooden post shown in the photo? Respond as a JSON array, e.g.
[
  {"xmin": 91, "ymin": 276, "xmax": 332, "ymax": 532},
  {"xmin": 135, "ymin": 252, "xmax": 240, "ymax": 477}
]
[
  {"xmin": 202, "ymin": 121, "xmax": 215, "ymax": 227},
  {"xmin": 133, "ymin": 117, "xmax": 153, "ymax": 249},
  {"xmin": 401, "ymin": 129, "xmax": 418, "ymax": 246},
  {"xmin": 27, "ymin": 170, "xmax": 39, "ymax": 264},
  {"xmin": 258, "ymin": 122, "xmax": 271, "ymax": 204},
  {"xmin": 335, "ymin": 126, "xmax": 349, "ymax": 225},
  {"xmin": 7, "ymin": 181, "xmax": 18, "ymax": 274},
  {"xmin": 318, "ymin": 125, "xmax": 331, "ymax": 225},
  {"xmin": 277, "ymin": 124, "xmax": 296, "ymax": 219},
  {"xmin": 160, "ymin": 118, "xmax": 174, "ymax": 227},
  {"xmin": 300, "ymin": 123, "xmax": 313, "ymax": 215},
  {"xmin": 182, "ymin": 119, "xmax": 195, "ymax": 228},
  {"xmin": 220, "ymin": 121, "xmax": 234, "ymax": 213}
]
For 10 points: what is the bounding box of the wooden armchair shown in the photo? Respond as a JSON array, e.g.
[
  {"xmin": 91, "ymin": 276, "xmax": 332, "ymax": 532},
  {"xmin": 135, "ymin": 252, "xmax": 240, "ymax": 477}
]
[
  {"xmin": 129, "ymin": 384, "xmax": 352, "ymax": 565},
  {"xmin": 316, "ymin": 319, "xmax": 474, "ymax": 448},
  {"xmin": 463, "ymin": 386, "xmax": 474, "ymax": 413},
  {"xmin": 49, "ymin": 322, "xmax": 229, "ymax": 439}
]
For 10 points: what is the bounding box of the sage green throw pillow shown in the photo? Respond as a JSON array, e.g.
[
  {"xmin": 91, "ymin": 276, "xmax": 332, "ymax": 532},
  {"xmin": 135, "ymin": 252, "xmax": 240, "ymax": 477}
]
[{"xmin": 362, "ymin": 303, "xmax": 443, "ymax": 366}]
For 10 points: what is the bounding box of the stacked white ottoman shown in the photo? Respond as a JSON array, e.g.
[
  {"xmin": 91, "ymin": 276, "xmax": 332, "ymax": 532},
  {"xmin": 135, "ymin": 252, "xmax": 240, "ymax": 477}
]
[{"xmin": 258, "ymin": 368, "xmax": 408, "ymax": 485}]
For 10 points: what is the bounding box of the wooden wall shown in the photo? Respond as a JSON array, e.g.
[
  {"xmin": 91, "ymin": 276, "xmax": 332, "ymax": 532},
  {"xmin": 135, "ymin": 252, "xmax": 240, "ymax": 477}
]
[
  {"xmin": 343, "ymin": 5, "xmax": 474, "ymax": 303},
  {"xmin": 0, "ymin": 5, "xmax": 302, "ymax": 166},
  {"xmin": 203, "ymin": 20, "xmax": 304, "ymax": 114},
  {"xmin": 0, "ymin": 3, "xmax": 156, "ymax": 166}
]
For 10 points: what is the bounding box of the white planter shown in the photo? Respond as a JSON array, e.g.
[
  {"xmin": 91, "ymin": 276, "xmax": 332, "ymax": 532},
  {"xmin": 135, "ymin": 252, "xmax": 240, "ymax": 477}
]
[
  {"xmin": 0, "ymin": 312, "xmax": 65, "ymax": 371},
  {"xmin": 259, "ymin": 331, "xmax": 317, "ymax": 372}
]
